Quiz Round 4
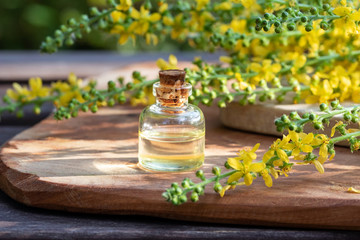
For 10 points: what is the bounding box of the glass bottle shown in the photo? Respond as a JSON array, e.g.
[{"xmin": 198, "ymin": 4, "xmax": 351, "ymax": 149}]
[{"xmin": 138, "ymin": 69, "xmax": 205, "ymax": 172}]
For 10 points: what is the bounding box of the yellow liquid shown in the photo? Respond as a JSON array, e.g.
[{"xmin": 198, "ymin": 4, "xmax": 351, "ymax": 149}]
[{"xmin": 138, "ymin": 127, "xmax": 205, "ymax": 172}]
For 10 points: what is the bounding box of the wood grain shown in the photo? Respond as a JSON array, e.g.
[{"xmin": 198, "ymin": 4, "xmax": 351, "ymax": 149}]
[{"xmin": 0, "ymin": 105, "xmax": 359, "ymax": 230}]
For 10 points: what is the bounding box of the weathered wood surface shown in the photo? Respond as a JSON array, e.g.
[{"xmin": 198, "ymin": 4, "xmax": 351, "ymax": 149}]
[
  {"xmin": 1, "ymin": 106, "xmax": 359, "ymax": 240},
  {"xmin": 0, "ymin": 104, "xmax": 360, "ymax": 230}
]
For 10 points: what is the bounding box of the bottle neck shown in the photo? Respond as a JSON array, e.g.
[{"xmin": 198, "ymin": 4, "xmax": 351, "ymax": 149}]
[
  {"xmin": 153, "ymin": 82, "xmax": 192, "ymax": 109},
  {"xmin": 155, "ymin": 98, "xmax": 189, "ymax": 108}
]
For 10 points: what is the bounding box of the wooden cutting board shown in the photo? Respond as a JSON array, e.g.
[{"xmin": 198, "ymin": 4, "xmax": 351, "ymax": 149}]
[{"xmin": 0, "ymin": 105, "xmax": 360, "ymax": 230}]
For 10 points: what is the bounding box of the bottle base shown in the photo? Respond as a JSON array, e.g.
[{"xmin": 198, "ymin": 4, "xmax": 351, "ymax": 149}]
[{"xmin": 138, "ymin": 155, "xmax": 204, "ymax": 172}]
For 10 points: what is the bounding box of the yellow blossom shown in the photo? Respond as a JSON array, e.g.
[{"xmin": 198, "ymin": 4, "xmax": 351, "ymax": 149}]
[
  {"xmin": 227, "ymin": 143, "xmax": 266, "ymax": 186},
  {"xmin": 311, "ymin": 134, "xmax": 330, "ymax": 158},
  {"xmin": 129, "ymin": 5, "xmax": 161, "ymax": 35},
  {"xmin": 262, "ymin": 135, "xmax": 291, "ymax": 165},
  {"xmin": 313, "ymin": 159, "xmax": 325, "ymax": 174},
  {"xmin": 28, "ymin": 77, "xmax": 50, "ymax": 99},
  {"xmin": 348, "ymin": 187, "xmax": 360, "ymax": 193},
  {"xmin": 306, "ymin": 80, "xmax": 340, "ymax": 104},
  {"xmin": 235, "ymin": 73, "xmax": 250, "ymax": 90},
  {"xmin": 219, "ymin": 56, "xmax": 232, "ymax": 64},
  {"xmin": 260, "ymin": 169, "xmax": 273, "ymax": 187},
  {"xmin": 51, "ymin": 74, "xmax": 87, "ymax": 108},
  {"xmin": 331, "ymin": 121, "xmax": 344, "ymax": 137},
  {"xmin": 159, "ymin": 3, "xmax": 168, "ymax": 13},
  {"xmin": 111, "ymin": 25, "xmax": 136, "ymax": 45},
  {"xmin": 6, "ymin": 83, "xmax": 30, "ymax": 102},
  {"xmin": 195, "ymin": 0, "xmax": 210, "ymax": 11},
  {"xmin": 115, "ymin": 0, "xmax": 132, "ymax": 11},
  {"xmin": 188, "ymin": 11, "xmax": 214, "ymax": 32},
  {"xmin": 280, "ymin": 52, "xmax": 306, "ymax": 74},
  {"xmin": 333, "ymin": 5, "xmax": 360, "ymax": 34},
  {"xmin": 219, "ymin": 183, "xmax": 243, "ymax": 197},
  {"xmin": 214, "ymin": 2, "xmax": 232, "ymax": 11},
  {"xmin": 167, "ymin": 13, "xmax": 188, "ymax": 39},
  {"xmin": 249, "ymin": 60, "xmax": 282, "ymax": 84},
  {"xmin": 352, "ymin": 87, "xmax": 360, "ymax": 102},
  {"xmin": 236, "ymin": 0, "xmax": 261, "ymax": 16},
  {"xmin": 284, "ymin": 131, "xmax": 314, "ymax": 156},
  {"xmin": 156, "ymin": 54, "xmax": 178, "ymax": 70}
]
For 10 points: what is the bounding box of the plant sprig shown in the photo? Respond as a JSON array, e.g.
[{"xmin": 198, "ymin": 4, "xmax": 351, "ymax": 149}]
[{"xmin": 163, "ymin": 102, "xmax": 360, "ymax": 205}]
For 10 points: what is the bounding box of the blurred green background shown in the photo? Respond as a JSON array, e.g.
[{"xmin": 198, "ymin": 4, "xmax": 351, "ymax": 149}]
[{"xmin": 0, "ymin": 0, "xmax": 189, "ymax": 52}]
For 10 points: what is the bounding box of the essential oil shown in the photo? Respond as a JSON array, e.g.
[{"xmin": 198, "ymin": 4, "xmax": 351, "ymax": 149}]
[{"xmin": 138, "ymin": 69, "xmax": 205, "ymax": 172}]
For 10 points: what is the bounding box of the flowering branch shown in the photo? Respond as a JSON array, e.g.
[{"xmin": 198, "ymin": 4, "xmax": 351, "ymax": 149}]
[{"xmin": 163, "ymin": 103, "xmax": 360, "ymax": 205}]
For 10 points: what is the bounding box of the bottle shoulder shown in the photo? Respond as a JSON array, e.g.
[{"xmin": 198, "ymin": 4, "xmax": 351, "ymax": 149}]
[{"xmin": 141, "ymin": 104, "xmax": 204, "ymax": 117}]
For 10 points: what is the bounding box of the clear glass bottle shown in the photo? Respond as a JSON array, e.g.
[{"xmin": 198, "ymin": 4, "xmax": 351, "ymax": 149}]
[{"xmin": 138, "ymin": 69, "xmax": 205, "ymax": 172}]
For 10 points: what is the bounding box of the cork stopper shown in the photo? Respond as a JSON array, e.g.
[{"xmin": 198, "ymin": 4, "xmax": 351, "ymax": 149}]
[
  {"xmin": 154, "ymin": 69, "xmax": 191, "ymax": 107},
  {"xmin": 159, "ymin": 69, "xmax": 186, "ymax": 87}
]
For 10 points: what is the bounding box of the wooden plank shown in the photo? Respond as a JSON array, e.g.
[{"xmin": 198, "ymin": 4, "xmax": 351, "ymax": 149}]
[
  {"xmin": 2, "ymin": 192, "xmax": 359, "ymax": 240},
  {"xmin": 0, "ymin": 105, "xmax": 359, "ymax": 230},
  {"xmin": 1, "ymin": 128, "xmax": 359, "ymax": 239}
]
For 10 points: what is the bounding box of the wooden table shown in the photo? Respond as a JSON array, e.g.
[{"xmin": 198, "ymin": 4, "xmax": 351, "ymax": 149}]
[{"xmin": 0, "ymin": 51, "xmax": 359, "ymax": 239}]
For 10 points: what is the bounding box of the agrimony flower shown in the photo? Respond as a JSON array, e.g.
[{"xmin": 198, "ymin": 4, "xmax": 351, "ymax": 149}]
[
  {"xmin": 129, "ymin": 5, "xmax": 161, "ymax": 35},
  {"xmin": 6, "ymin": 83, "xmax": 30, "ymax": 102},
  {"xmin": 28, "ymin": 77, "xmax": 50, "ymax": 99},
  {"xmin": 249, "ymin": 60, "xmax": 281, "ymax": 84},
  {"xmin": 284, "ymin": 131, "xmax": 314, "ymax": 156},
  {"xmin": 156, "ymin": 54, "xmax": 178, "ymax": 70},
  {"xmin": 262, "ymin": 135, "xmax": 290, "ymax": 166},
  {"xmin": 227, "ymin": 143, "xmax": 266, "ymax": 186}
]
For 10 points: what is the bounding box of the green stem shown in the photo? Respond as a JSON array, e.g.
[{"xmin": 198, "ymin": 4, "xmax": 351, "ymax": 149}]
[
  {"xmin": 182, "ymin": 170, "xmax": 238, "ymax": 195},
  {"xmin": 0, "ymin": 95, "xmax": 58, "ymax": 115},
  {"xmin": 330, "ymin": 131, "xmax": 360, "ymax": 144}
]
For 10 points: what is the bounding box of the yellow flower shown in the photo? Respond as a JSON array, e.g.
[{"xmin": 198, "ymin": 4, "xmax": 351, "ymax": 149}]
[
  {"xmin": 249, "ymin": 59, "xmax": 282, "ymax": 84},
  {"xmin": 306, "ymin": 80, "xmax": 340, "ymax": 104},
  {"xmin": 195, "ymin": 0, "xmax": 210, "ymax": 11},
  {"xmin": 129, "ymin": 5, "xmax": 161, "ymax": 35},
  {"xmin": 111, "ymin": 5, "xmax": 127, "ymax": 22},
  {"xmin": 234, "ymin": 72, "xmax": 250, "ymax": 90},
  {"xmin": 111, "ymin": 25, "xmax": 135, "ymax": 45},
  {"xmin": 51, "ymin": 74, "xmax": 87, "ymax": 108},
  {"xmin": 219, "ymin": 56, "xmax": 232, "ymax": 64},
  {"xmin": 311, "ymin": 134, "xmax": 330, "ymax": 158},
  {"xmin": 235, "ymin": 0, "xmax": 261, "ymax": 16},
  {"xmin": 227, "ymin": 143, "xmax": 266, "ymax": 186},
  {"xmin": 214, "ymin": 2, "xmax": 232, "ymax": 11},
  {"xmin": 352, "ymin": 87, "xmax": 360, "ymax": 102},
  {"xmin": 28, "ymin": 77, "xmax": 50, "ymax": 99},
  {"xmin": 262, "ymin": 135, "xmax": 291, "ymax": 165},
  {"xmin": 260, "ymin": 169, "xmax": 273, "ymax": 187},
  {"xmin": 331, "ymin": 121, "xmax": 344, "ymax": 137},
  {"xmin": 333, "ymin": 6, "xmax": 360, "ymax": 34},
  {"xmin": 348, "ymin": 187, "xmax": 360, "ymax": 193},
  {"xmin": 166, "ymin": 13, "xmax": 189, "ymax": 39},
  {"xmin": 156, "ymin": 54, "xmax": 178, "ymax": 70},
  {"xmin": 284, "ymin": 131, "xmax": 314, "ymax": 156},
  {"xmin": 116, "ymin": 0, "xmax": 132, "ymax": 11},
  {"xmin": 159, "ymin": 3, "xmax": 168, "ymax": 13},
  {"xmin": 280, "ymin": 52, "xmax": 307, "ymax": 74},
  {"xmin": 145, "ymin": 33, "xmax": 158, "ymax": 45},
  {"xmin": 219, "ymin": 183, "xmax": 243, "ymax": 197},
  {"xmin": 298, "ymin": 23, "xmax": 324, "ymax": 57},
  {"xmin": 188, "ymin": 11, "xmax": 214, "ymax": 32},
  {"xmin": 6, "ymin": 83, "xmax": 30, "ymax": 102},
  {"xmin": 313, "ymin": 159, "xmax": 325, "ymax": 174}
]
